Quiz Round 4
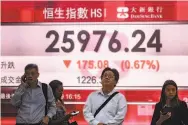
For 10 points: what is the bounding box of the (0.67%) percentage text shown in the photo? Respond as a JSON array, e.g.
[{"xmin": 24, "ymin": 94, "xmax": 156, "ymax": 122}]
[{"xmin": 121, "ymin": 60, "xmax": 159, "ymax": 72}]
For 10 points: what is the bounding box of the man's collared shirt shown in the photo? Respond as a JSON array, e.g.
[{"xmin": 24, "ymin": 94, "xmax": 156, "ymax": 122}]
[
  {"xmin": 11, "ymin": 81, "xmax": 56, "ymax": 124},
  {"xmin": 83, "ymin": 89, "xmax": 127, "ymax": 125}
]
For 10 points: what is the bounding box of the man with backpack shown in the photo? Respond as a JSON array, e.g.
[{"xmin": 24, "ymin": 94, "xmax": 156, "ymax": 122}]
[{"xmin": 11, "ymin": 64, "xmax": 56, "ymax": 125}]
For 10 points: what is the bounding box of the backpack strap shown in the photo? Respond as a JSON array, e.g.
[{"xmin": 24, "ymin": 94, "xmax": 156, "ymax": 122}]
[{"xmin": 42, "ymin": 83, "xmax": 48, "ymax": 116}]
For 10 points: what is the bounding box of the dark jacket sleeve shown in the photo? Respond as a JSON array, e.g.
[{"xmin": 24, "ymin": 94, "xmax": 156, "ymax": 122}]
[
  {"xmin": 180, "ymin": 101, "xmax": 188, "ymax": 125},
  {"xmin": 151, "ymin": 103, "xmax": 161, "ymax": 125}
]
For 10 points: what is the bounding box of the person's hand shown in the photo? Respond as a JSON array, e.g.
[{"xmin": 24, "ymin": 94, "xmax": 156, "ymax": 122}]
[
  {"xmin": 97, "ymin": 123, "xmax": 104, "ymax": 125},
  {"xmin": 56, "ymin": 100, "xmax": 67, "ymax": 112},
  {"xmin": 56, "ymin": 100, "xmax": 62, "ymax": 107},
  {"xmin": 41, "ymin": 116, "xmax": 50, "ymax": 125},
  {"xmin": 159, "ymin": 111, "xmax": 171, "ymax": 122},
  {"xmin": 21, "ymin": 74, "xmax": 26, "ymax": 84},
  {"xmin": 20, "ymin": 74, "xmax": 29, "ymax": 88}
]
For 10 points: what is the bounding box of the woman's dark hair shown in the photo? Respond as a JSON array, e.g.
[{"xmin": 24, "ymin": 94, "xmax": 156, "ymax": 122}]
[
  {"xmin": 49, "ymin": 80, "xmax": 63, "ymax": 100},
  {"xmin": 160, "ymin": 80, "xmax": 180, "ymax": 107},
  {"xmin": 101, "ymin": 67, "xmax": 119, "ymax": 84}
]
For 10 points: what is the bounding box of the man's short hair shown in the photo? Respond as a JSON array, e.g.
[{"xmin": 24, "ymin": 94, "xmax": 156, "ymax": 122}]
[
  {"xmin": 25, "ymin": 64, "xmax": 39, "ymax": 72},
  {"xmin": 101, "ymin": 67, "xmax": 119, "ymax": 83}
]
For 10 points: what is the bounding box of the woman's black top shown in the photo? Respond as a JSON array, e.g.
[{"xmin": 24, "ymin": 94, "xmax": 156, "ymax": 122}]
[{"xmin": 151, "ymin": 101, "xmax": 188, "ymax": 125}]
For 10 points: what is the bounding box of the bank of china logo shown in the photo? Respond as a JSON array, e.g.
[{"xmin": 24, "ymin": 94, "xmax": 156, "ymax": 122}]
[{"xmin": 117, "ymin": 7, "xmax": 129, "ymax": 19}]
